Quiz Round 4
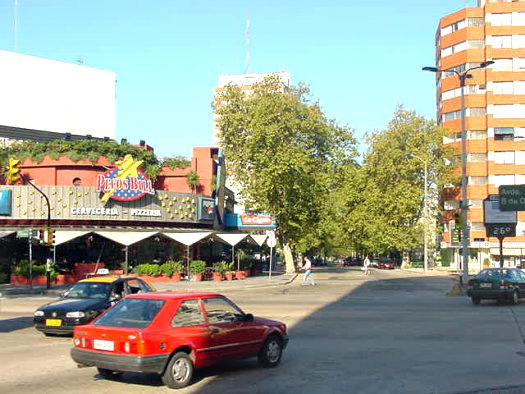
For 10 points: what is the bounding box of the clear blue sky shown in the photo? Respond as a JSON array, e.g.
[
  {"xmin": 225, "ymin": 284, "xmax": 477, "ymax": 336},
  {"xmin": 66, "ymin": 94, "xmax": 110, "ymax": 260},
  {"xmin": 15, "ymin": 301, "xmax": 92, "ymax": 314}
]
[{"xmin": 0, "ymin": 0, "xmax": 474, "ymax": 159}]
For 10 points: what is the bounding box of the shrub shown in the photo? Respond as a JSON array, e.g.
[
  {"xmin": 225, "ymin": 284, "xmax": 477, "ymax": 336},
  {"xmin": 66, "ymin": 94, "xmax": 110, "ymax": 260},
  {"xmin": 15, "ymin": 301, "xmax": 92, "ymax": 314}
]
[
  {"xmin": 190, "ymin": 260, "xmax": 207, "ymax": 274},
  {"xmin": 160, "ymin": 260, "xmax": 184, "ymax": 276},
  {"xmin": 213, "ymin": 261, "xmax": 232, "ymax": 274},
  {"xmin": 13, "ymin": 260, "xmax": 58, "ymax": 280},
  {"xmin": 132, "ymin": 263, "xmax": 161, "ymax": 276}
]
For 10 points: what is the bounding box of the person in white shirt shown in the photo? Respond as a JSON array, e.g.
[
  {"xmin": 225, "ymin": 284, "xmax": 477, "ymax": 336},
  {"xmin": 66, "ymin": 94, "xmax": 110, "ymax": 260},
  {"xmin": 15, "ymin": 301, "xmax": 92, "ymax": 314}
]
[{"xmin": 301, "ymin": 256, "xmax": 316, "ymax": 286}]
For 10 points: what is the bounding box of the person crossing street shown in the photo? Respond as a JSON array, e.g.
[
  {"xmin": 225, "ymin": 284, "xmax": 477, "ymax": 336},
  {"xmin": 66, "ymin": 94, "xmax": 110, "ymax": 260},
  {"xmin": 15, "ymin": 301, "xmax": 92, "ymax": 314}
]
[{"xmin": 301, "ymin": 255, "xmax": 316, "ymax": 286}]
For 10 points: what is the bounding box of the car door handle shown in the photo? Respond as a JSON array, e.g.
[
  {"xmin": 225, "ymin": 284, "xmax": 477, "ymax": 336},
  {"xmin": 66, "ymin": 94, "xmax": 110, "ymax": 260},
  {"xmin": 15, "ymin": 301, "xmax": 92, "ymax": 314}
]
[{"xmin": 209, "ymin": 327, "xmax": 220, "ymax": 334}]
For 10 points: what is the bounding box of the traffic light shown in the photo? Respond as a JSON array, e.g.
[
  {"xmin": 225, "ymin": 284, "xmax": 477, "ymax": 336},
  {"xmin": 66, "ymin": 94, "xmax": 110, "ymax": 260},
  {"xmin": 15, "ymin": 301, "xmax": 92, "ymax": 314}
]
[
  {"xmin": 39, "ymin": 227, "xmax": 55, "ymax": 246},
  {"xmin": 454, "ymin": 211, "xmax": 462, "ymax": 230},
  {"xmin": 7, "ymin": 158, "xmax": 21, "ymax": 185}
]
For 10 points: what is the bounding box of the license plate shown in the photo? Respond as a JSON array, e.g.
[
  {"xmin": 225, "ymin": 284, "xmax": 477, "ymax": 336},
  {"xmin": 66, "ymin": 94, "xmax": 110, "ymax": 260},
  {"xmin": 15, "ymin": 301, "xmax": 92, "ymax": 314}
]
[
  {"xmin": 93, "ymin": 339, "xmax": 114, "ymax": 351},
  {"xmin": 45, "ymin": 319, "xmax": 62, "ymax": 327},
  {"xmin": 480, "ymin": 283, "xmax": 492, "ymax": 288}
]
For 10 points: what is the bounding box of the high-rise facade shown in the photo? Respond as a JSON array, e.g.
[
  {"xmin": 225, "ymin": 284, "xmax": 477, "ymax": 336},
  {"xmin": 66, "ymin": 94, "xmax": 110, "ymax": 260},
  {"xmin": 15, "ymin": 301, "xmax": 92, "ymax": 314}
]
[
  {"xmin": 435, "ymin": 0, "xmax": 525, "ymax": 268},
  {"xmin": 213, "ymin": 71, "xmax": 291, "ymax": 214}
]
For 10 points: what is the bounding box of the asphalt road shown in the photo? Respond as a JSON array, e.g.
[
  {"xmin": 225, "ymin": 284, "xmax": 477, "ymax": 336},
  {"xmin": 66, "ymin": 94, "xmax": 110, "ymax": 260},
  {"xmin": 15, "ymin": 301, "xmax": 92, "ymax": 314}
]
[{"xmin": 2, "ymin": 267, "xmax": 525, "ymax": 394}]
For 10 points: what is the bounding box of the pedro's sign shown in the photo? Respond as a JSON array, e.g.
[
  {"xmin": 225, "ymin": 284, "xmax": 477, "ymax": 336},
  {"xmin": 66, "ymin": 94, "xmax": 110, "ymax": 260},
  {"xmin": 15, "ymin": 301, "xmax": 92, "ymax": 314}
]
[{"xmin": 97, "ymin": 155, "xmax": 154, "ymax": 202}]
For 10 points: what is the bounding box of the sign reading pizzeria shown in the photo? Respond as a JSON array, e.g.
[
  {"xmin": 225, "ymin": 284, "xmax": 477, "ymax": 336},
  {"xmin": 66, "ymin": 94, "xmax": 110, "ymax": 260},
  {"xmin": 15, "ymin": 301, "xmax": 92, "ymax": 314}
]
[{"xmin": 96, "ymin": 155, "xmax": 155, "ymax": 202}]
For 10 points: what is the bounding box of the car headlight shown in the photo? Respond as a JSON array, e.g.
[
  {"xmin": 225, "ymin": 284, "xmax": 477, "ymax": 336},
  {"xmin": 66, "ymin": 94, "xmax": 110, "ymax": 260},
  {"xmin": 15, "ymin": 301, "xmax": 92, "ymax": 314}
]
[
  {"xmin": 66, "ymin": 311, "xmax": 86, "ymax": 318},
  {"xmin": 34, "ymin": 310, "xmax": 44, "ymax": 317}
]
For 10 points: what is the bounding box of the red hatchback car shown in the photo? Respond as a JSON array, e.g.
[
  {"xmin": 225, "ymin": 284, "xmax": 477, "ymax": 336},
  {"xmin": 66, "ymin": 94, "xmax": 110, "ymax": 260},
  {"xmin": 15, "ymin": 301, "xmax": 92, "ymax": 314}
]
[{"xmin": 71, "ymin": 292, "xmax": 288, "ymax": 389}]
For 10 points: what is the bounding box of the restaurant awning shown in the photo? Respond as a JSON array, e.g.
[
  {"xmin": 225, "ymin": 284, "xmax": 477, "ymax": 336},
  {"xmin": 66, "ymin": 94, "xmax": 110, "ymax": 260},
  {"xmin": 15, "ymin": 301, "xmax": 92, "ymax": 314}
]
[
  {"xmin": 94, "ymin": 231, "xmax": 159, "ymax": 246},
  {"xmin": 162, "ymin": 231, "xmax": 213, "ymax": 246},
  {"xmin": 249, "ymin": 234, "xmax": 268, "ymax": 247},
  {"xmin": 0, "ymin": 230, "xmax": 15, "ymax": 239},
  {"xmin": 54, "ymin": 230, "xmax": 92, "ymax": 246}
]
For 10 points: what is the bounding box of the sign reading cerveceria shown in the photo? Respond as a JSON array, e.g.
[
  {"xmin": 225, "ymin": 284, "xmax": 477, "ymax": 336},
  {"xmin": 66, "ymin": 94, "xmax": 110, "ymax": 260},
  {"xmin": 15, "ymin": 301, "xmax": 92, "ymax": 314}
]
[{"xmin": 97, "ymin": 155, "xmax": 154, "ymax": 202}]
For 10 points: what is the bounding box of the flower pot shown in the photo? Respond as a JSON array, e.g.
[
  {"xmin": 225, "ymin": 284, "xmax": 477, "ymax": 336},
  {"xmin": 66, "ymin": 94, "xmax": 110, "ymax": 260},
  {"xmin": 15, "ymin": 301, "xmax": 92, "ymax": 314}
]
[
  {"xmin": 171, "ymin": 273, "xmax": 181, "ymax": 282},
  {"xmin": 54, "ymin": 274, "xmax": 66, "ymax": 285},
  {"xmin": 212, "ymin": 272, "xmax": 223, "ymax": 282},
  {"xmin": 225, "ymin": 273, "xmax": 234, "ymax": 281},
  {"xmin": 235, "ymin": 271, "xmax": 245, "ymax": 280},
  {"xmin": 192, "ymin": 273, "xmax": 203, "ymax": 282},
  {"xmin": 243, "ymin": 270, "xmax": 251, "ymax": 277}
]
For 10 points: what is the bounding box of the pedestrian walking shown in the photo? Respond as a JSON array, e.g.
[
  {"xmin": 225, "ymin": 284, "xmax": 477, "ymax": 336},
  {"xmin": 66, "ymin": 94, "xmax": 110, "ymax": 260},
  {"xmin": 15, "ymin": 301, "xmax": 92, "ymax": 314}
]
[
  {"xmin": 301, "ymin": 256, "xmax": 316, "ymax": 286},
  {"xmin": 362, "ymin": 255, "xmax": 371, "ymax": 275}
]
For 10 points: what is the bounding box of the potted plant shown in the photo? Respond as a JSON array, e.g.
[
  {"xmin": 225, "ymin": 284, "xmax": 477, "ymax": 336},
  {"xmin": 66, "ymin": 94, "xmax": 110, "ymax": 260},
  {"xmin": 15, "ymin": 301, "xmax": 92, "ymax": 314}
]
[
  {"xmin": 190, "ymin": 260, "xmax": 206, "ymax": 281},
  {"xmin": 235, "ymin": 269, "xmax": 245, "ymax": 280},
  {"xmin": 160, "ymin": 260, "xmax": 184, "ymax": 281},
  {"xmin": 212, "ymin": 261, "xmax": 225, "ymax": 281}
]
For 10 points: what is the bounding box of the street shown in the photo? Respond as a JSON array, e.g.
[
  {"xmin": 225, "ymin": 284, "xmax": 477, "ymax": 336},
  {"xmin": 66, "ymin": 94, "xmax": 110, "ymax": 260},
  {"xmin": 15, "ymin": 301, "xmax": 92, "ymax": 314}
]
[{"xmin": 2, "ymin": 267, "xmax": 525, "ymax": 394}]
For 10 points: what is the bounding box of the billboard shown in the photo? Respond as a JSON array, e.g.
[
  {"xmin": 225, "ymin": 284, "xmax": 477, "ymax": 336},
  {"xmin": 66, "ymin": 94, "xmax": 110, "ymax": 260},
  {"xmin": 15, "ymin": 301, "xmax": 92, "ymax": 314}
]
[{"xmin": 0, "ymin": 50, "xmax": 115, "ymax": 139}]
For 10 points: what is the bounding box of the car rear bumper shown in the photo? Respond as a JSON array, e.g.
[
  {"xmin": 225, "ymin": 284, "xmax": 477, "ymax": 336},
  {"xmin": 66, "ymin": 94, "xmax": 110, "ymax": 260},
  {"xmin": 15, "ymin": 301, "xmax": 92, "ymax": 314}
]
[
  {"xmin": 467, "ymin": 288, "xmax": 514, "ymax": 299},
  {"xmin": 71, "ymin": 348, "xmax": 170, "ymax": 374}
]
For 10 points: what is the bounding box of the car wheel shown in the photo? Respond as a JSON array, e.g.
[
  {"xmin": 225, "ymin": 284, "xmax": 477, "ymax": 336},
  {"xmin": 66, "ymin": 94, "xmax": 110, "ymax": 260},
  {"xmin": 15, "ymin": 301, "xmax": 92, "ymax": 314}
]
[
  {"xmin": 97, "ymin": 368, "xmax": 122, "ymax": 379},
  {"xmin": 258, "ymin": 335, "xmax": 283, "ymax": 368},
  {"xmin": 471, "ymin": 296, "xmax": 481, "ymax": 305},
  {"xmin": 512, "ymin": 290, "xmax": 519, "ymax": 305},
  {"xmin": 162, "ymin": 351, "xmax": 194, "ymax": 389}
]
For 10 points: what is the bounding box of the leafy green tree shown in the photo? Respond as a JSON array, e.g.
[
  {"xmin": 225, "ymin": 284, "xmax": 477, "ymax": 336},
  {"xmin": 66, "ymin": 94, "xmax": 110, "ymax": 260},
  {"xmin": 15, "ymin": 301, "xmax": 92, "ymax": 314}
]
[
  {"xmin": 345, "ymin": 106, "xmax": 458, "ymax": 258},
  {"xmin": 213, "ymin": 76, "xmax": 357, "ymax": 272}
]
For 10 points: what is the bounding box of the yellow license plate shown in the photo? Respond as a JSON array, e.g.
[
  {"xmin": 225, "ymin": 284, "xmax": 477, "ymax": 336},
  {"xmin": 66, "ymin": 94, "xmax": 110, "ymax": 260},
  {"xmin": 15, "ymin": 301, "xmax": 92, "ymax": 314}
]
[{"xmin": 46, "ymin": 319, "xmax": 62, "ymax": 327}]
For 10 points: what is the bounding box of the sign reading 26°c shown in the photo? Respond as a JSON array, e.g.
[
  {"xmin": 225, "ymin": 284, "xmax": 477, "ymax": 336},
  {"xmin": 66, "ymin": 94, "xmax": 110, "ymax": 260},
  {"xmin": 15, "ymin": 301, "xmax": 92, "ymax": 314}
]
[{"xmin": 96, "ymin": 154, "xmax": 154, "ymax": 202}]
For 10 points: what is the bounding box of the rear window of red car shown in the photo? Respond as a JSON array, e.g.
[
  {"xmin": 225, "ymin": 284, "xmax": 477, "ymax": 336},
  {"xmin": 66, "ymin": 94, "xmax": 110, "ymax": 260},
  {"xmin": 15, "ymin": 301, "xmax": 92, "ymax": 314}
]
[{"xmin": 94, "ymin": 298, "xmax": 165, "ymax": 328}]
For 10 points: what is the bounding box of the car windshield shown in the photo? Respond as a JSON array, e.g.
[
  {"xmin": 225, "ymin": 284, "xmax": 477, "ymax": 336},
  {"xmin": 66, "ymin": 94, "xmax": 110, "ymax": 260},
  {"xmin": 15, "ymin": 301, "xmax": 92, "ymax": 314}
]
[
  {"xmin": 476, "ymin": 269, "xmax": 512, "ymax": 280},
  {"xmin": 94, "ymin": 298, "xmax": 165, "ymax": 328},
  {"xmin": 63, "ymin": 282, "xmax": 112, "ymax": 299}
]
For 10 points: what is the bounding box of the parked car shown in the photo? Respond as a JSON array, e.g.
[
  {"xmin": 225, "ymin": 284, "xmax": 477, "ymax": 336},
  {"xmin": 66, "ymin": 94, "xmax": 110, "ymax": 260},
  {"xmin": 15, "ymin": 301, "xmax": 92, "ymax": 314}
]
[
  {"xmin": 71, "ymin": 292, "xmax": 288, "ymax": 389},
  {"xmin": 467, "ymin": 268, "xmax": 525, "ymax": 305},
  {"xmin": 33, "ymin": 276, "xmax": 155, "ymax": 335},
  {"xmin": 342, "ymin": 258, "xmax": 362, "ymax": 267},
  {"xmin": 378, "ymin": 258, "xmax": 396, "ymax": 269}
]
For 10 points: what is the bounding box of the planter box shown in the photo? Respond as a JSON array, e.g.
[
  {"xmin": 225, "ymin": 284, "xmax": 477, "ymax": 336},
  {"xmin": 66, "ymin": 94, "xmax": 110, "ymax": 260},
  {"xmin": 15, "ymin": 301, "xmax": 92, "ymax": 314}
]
[
  {"xmin": 243, "ymin": 270, "xmax": 251, "ymax": 277},
  {"xmin": 10, "ymin": 275, "xmax": 50, "ymax": 285},
  {"xmin": 225, "ymin": 273, "xmax": 234, "ymax": 281},
  {"xmin": 235, "ymin": 271, "xmax": 245, "ymax": 280},
  {"xmin": 212, "ymin": 273, "xmax": 223, "ymax": 282},
  {"xmin": 192, "ymin": 273, "xmax": 203, "ymax": 282}
]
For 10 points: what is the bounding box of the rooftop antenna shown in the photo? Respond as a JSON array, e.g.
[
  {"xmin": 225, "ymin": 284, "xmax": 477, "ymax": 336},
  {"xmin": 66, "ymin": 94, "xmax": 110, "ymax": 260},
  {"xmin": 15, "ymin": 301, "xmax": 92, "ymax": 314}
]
[
  {"xmin": 14, "ymin": 0, "xmax": 18, "ymax": 52},
  {"xmin": 245, "ymin": 8, "xmax": 250, "ymax": 74}
]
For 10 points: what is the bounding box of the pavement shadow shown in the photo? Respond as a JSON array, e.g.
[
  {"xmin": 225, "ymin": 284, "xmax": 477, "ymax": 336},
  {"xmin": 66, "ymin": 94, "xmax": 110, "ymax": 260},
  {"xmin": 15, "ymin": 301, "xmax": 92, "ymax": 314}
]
[
  {"xmin": 0, "ymin": 316, "xmax": 34, "ymax": 333},
  {"xmin": 189, "ymin": 271, "xmax": 525, "ymax": 394}
]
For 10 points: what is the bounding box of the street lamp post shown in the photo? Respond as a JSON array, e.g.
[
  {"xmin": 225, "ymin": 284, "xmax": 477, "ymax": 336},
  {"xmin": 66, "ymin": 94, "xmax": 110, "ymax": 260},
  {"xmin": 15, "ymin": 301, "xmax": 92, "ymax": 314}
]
[
  {"xmin": 423, "ymin": 60, "xmax": 494, "ymax": 284},
  {"xmin": 407, "ymin": 153, "xmax": 428, "ymax": 272}
]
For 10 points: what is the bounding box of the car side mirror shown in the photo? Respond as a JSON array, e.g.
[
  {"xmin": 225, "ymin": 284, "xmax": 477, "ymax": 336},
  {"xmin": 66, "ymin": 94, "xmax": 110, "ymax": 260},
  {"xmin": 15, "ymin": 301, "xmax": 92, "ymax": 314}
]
[{"xmin": 243, "ymin": 313, "xmax": 254, "ymax": 322}]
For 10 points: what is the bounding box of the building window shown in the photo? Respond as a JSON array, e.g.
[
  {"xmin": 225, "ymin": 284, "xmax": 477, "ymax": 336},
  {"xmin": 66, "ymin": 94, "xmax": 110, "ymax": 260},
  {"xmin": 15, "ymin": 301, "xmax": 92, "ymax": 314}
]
[
  {"xmin": 469, "ymin": 176, "xmax": 488, "ymax": 186},
  {"xmin": 441, "ymin": 20, "xmax": 466, "ymax": 36},
  {"xmin": 493, "ymin": 81, "xmax": 514, "ymax": 95},
  {"xmin": 489, "ymin": 13, "xmax": 512, "ymax": 26},
  {"xmin": 468, "ymin": 40, "xmax": 485, "ymax": 49},
  {"xmin": 492, "ymin": 105, "xmax": 525, "ymax": 119},
  {"xmin": 492, "ymin": 58, "xmax": 513, "ymax": 71},
  {"xmin": 470, "ymin": 200, "xmax": 483, "ymax": 208},
  {"xmin": 495, "ymin": 127, "xmax": 514, "ymax": 140},
  {"xmin": 491, "ymin": 35, "xmax": 512, "ymax": 49},
  {"xmin": 494, "ymin": 151, "xmax": 515, "ymax": 164},
  {"xmin": 471, "ymin": 223, "xmax": 486, "ymax": 232},
  {"xmin": 72, "ymin": 177, "xmax": 82, "ymax": 186},
  {"xmin": 495, "ymin": 174, "xmax": 516, "ymax": 188},
  {"xmin": 468, "ymin": 17, "xmax": 485, "ymax": 27},
  {"xmin": 469, "ymin": 107, "xmax": 486, "ymax": 117},
  {"xmin": 469, "ymin": 130, "xmax": 487, "ymax": 140},
  {"xmin": 443, "ymin": 110, "xmax": 462, "ymax": 122},
  {"xmin": 444, "ymin": 64, "xmax": 466, "ymax": 77},
  {"xmin": 468, "ymin": 153, "xmax": 488, "ymax": 162}
]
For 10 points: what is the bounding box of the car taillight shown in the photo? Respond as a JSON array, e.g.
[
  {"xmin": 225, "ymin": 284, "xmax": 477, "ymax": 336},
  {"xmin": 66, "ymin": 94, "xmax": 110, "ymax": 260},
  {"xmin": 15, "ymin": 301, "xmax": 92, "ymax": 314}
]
[
  {"xmin": 74, "ymin": 337, "xmax": 91, "ymax": 348},
  {"xmin": 73, "ymin": 338, "xmax": 80, "ymax": 347},
  {"xmin": 500, "ymin": 281, "xmax": 512, "ymax": 289},
  {"xmin": 120, "ymin": 340, "xmax": 145, "ymax": 354},
  {"xmin": 467, "ymin": 281, "xmax": 473, "ymax": 288}
]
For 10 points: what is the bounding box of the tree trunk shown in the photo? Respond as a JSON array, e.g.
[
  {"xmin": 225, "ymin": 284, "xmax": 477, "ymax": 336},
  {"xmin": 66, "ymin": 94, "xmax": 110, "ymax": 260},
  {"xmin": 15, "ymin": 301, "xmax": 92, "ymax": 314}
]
[{"xmin": 283, "ymin": 242, "xmax": 296, "ymax": 274}]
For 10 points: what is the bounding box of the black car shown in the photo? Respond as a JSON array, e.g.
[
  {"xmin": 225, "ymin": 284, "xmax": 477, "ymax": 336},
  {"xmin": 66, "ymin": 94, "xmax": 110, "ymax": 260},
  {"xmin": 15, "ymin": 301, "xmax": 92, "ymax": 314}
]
[
  {"xmin": 33, "ymin": 276, "xmax": 154, "ymax": 335},
  {"xmin": 467, "ymin": 268, "xmax": 525, "ymax": 305}
]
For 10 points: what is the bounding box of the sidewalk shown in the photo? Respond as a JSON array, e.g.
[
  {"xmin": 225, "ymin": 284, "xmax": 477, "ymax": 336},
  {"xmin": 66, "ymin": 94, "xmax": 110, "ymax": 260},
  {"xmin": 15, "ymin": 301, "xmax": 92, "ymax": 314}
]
[{"xmin": 0, "ymin": 271, "xmax": 299, "ymax": 297}]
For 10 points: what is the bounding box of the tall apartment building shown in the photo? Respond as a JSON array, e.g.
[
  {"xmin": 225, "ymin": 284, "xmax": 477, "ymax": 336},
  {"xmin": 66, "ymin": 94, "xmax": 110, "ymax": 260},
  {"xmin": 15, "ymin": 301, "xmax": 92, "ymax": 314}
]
[
  {"xmin": 435, "ymin": 0, "xmax": 525, "ymax": 269},
  {"xmin": 213, "ymin": 71, "xmax": 291, "ymax": 213}
]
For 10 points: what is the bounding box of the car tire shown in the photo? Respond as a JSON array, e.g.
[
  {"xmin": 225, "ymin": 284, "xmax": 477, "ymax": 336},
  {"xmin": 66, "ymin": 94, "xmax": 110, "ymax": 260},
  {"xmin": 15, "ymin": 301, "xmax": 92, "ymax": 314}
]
[
  {"xmin": 471, "ymin": 296, "xmax": 481, "ymax": 305},
  {"xmin": 161, "ymin": 351, "xmax": 194, "ymax": 389},
  {"xmin": 258, "ymin": 334, "xmax": 283, "ymax": 368},
  {"xmin": 512, "ymin": 290, "xmax": 519, "ymax": 305},
  {"xmin": 97, "ymin": 368, "xmax": 122, "ymax": 379}
]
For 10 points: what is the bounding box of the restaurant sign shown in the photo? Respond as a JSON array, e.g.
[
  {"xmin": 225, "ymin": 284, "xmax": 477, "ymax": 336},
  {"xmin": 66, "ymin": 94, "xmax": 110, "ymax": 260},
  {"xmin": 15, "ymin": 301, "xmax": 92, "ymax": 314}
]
[{"xmin": 97, "ymin": 155, "xmax": 154, "ymax": 202}]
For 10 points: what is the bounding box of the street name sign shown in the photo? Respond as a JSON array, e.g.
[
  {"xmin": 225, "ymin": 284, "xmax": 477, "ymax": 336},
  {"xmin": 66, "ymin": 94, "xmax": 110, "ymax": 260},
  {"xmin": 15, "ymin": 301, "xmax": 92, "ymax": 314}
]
[{"xmin": 499, "ymin": 185, "xmax": 525, "ymax": 211}]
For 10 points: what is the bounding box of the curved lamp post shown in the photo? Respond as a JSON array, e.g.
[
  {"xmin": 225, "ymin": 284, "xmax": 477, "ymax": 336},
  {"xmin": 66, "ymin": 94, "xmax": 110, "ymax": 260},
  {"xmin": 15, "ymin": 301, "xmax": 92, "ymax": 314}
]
[{"xmin": 422, "ymin": 60, "xmax": 494, "ymax": 283}]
